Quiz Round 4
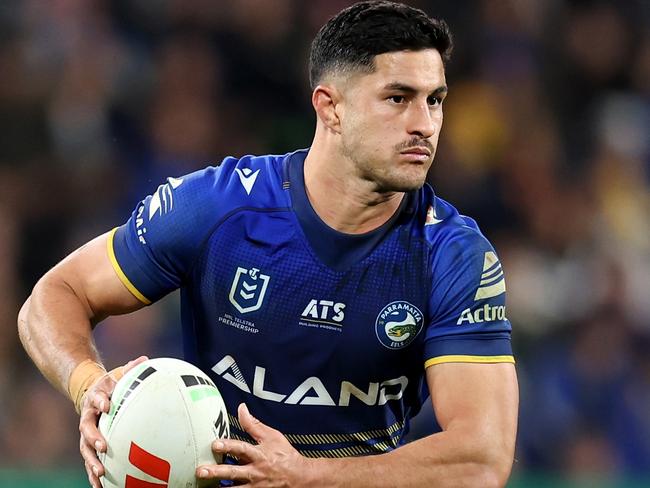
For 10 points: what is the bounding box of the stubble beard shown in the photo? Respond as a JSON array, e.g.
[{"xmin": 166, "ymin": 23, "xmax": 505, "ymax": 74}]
[
  {"xmin": 372, "ymin": 165, "xmax": 429, "ymax": 193},
  {"xmin": 341, "ymin": 134, "xmax": 433, "ymax": 194},
  {"xmin": 345, "ymin": 146, "xmax": 431, "ymax": 193}
]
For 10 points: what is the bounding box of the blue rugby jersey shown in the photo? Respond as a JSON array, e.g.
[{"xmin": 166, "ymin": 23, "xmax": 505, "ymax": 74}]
[{"xmin": 109, "ymin": 149, "xmax": 514, "ymax": 458}]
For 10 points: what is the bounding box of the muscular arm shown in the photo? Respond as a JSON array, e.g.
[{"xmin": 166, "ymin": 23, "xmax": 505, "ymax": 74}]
[
  {"xmin": 17, "ymin": 231, "xmax": 145, "ymax": 395},
  {"xmin": 310, "ymin": 362, "xmax": 518, "ymax": 487},
  {"xmin": 204, "ymin": 361, "xmax": 518, "ymax": 488}
]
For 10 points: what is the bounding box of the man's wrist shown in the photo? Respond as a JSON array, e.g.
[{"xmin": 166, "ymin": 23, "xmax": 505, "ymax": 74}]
[
  {"xmin": 67, "ymin": 359, "xmax": 106, "ymax": 414},
  {"xmin": 300, "ymin": 456, "xmax": 337, "ymax": 488}
]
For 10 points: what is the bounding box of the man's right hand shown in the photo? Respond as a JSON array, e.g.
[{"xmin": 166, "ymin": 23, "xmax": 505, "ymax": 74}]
[{"xmin": 79, "ymin": 356, "xmax": 148, "ymax": 488}]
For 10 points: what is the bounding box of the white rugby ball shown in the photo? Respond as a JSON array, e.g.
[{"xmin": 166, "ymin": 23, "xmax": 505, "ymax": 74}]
[{"xmin": 98, "ymin": 357, "xmax": 229, "ymax": 488}]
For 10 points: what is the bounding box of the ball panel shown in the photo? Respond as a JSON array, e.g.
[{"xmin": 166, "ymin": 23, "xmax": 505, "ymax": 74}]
[
  {"xmin": 181, "ymin": 373, "xmax": 230, "ymax": 467},
  {"xmin": 98, "ymin": 358, "xmax": 229, "ymax": 488},
  {"xmin": 101, "ymin": 374, "xmax": 193, "ymax": 487}
]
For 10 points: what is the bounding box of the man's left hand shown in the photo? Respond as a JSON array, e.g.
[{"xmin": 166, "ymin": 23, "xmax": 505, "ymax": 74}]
[{"xmin": 196, "ymin": 403, "xmax": 314, "ymax": 487}]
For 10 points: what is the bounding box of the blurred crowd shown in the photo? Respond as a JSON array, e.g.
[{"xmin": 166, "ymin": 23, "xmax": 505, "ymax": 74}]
[{"xmin": 0, "ymin": 0, "xmax": 648, "ymax": 484}]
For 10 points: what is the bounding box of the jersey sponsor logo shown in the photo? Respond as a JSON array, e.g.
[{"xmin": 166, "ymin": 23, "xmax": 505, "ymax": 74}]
[
  {"xmin": 135, "ymin": 204, "xmax": 148, "ymax": 244},
  {"xmin": 425, "ymin": 205, "xmax": 443, "ymax": 225},
  {"xmin": 474, "ymin": 251, "xmax": 506, "ymax": 300},
  {"xmin": 212, "ymin": 355, "xmax": 408, "ymax": 407},
  {"xmin": 375, "ymin": 301, "xmax": 424, "ymax": 350},
  {"xmin": 299, "ymin": 299, "xmax": 345, "ymax": 332},
  {"xmin": 228, "ymin": 267, "xmax": 270, "ymax": 314},
  {"xmin": 235, "ymin": 167, "xmax": 260, "ymax": 195},
  {"xmin": 457, "ymin": 303, "xmax": 507, "ymax": 325}
]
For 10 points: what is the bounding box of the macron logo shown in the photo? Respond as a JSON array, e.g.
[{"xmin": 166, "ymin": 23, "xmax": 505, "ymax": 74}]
[{"xmin": 235, "ymin": 167, "xmax": 260, "ymax": 195}]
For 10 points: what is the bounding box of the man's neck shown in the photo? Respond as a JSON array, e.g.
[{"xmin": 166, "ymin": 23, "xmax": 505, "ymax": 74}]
[{"xmin": 303, "ymin": 147, "xmax": 405, "ymax": 235}]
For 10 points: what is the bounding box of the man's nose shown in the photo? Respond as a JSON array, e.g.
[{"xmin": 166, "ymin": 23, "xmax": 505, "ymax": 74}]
[{"xmin": 407, "ymin": 102, "xmax": 437, "ymax": 139}]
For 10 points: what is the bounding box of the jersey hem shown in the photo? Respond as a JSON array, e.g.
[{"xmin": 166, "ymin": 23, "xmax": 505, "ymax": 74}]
[
  {"xmin": 107, "ymin": 228, "xmax": 152, "ymax": 305},
  {"xmin": 424, "ymin": 355, "xmax": 515, "ymax": 368}
]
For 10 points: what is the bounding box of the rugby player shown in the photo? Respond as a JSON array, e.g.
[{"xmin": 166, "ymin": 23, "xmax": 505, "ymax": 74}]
[{"xmin": 18, "ymin": 2, "xmax": 518, "ymax": 487}]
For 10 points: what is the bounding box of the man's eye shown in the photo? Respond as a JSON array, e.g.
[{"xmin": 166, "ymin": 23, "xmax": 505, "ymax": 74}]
[
  {"xmin": 428, "ymin": 96, "xmax": 442, "ymax": 106},
  {"xmin": 388, "ymin": 95, "xmax": 405, "ymax": 104}
]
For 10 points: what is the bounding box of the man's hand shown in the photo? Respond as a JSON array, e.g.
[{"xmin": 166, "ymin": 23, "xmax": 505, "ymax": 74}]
[
  {"xmin": 197, "ymin": 403, "xmax": 313, "ymax": 487},
  {"xmin": 79, "ymin": 356, "xmax": 148, "ymax": 488}
]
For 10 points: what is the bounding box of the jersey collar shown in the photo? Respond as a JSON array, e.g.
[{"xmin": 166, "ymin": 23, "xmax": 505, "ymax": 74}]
[{"xmin": 285, "ymin": 149, "xmax": 416, "ymax": 271}]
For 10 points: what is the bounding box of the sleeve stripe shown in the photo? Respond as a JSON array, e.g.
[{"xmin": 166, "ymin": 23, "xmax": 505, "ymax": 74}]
[
  {"xmin": 424, "ymin": 355, "xmax": 515, "ymax": 368},
  {"xmin": 107, "ymin": 228, "xmax": 152, "ymax": 305},
  {"xmin": 474, "ymin": 280, "xmax": 506, "ymax": 300},
  {"xmin": 480, "ymin": 271, "xmax": 504, "ymax": 286}
]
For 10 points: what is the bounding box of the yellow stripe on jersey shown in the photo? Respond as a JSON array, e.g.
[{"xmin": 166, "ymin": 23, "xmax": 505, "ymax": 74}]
[
  {"xmin": 228, "ymin": 413, "xmax": 403, "ymax": 449},
  {"xmin": 229, "ymin": 432, "xmax": 393, "ymax": 458},
  {"xmin": 300, "ymin": 443, "xmax": 390, "ymax": 458},
  {"xmin": 424, "ymin": 355, "xmax": 515, "ymax": 368},
  {"xmin": 107, "ymin": 227, "xmax": 151, "ymax": 305}
]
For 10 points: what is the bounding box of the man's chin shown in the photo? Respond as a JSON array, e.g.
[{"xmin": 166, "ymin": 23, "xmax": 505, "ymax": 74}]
[{"xmin": 375, "ymin": 176, "xmax": 427, "ymax": 193}]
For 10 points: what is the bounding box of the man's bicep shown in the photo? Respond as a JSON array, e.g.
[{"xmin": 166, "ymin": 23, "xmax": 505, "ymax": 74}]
[
  {"xmin": 427, "ymin": 362, "xmax": 518, "ymax": 452},
  {"xmin": 54, "ymin": 231, "xmax": 147, "ymax": 322}
]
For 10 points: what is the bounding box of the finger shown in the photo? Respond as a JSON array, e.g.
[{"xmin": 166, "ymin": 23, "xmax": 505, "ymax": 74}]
[
  {"xmin": 123, "ymin": 355, "xmax": 149, "ymax": 374},
  {"xmin": 238, "ymin": 403, "xmax": 278, "ymax": 443},
  {"xmin": 107, "ymin": 356, "xmax": 149, "ymax": 385},
  {"xmin": 103, "ymin": 355, "xmax": 148, "ymax": 390},
  {"xmin": 86, "ymin": 465, "xmax": 100, "ymax": 488},
  {"xmin": 88, "ymin": 468, "xmax": 102, "ymax": 488},
  {"xmin": 89, "ymin": 387, "xmax": 113, "ymax": 414},
  {"xmin": 212, "ymin": 438, "xmax": 260, "ymax": 463},
  {"xmin": 79, "ymin": 407, "xmax": 107, "ymax": 453},
  {"xmin": 80, "ymin": 435, "xmax": 104, "ymax": 478},
  {"xmin": 83, "ymin": 461, "xmax": 94, "ymax": 485},
  {"xmin": 197, "ymin": 463, "xmax": 254, "ymax": 482}
]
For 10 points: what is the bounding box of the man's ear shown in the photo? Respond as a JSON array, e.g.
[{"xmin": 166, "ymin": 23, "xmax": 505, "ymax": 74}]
[{"xmin": 312, "ymin": 84, "xmax": 343, "ymax": 133}]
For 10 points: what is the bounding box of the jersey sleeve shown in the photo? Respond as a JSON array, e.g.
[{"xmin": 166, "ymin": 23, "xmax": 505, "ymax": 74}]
[
  {"xmin": 108, "ymin": 164, "xmax": 231, "ymax": 304},
  {"xmin": 424, "ymin": 227, "xmax": 514, "ymax": 368}
]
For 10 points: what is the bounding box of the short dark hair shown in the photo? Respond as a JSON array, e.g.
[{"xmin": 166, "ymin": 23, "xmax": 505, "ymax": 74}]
[{"xmin": 309, "ymin": 1, "xmax": 453, "ymax": 89}]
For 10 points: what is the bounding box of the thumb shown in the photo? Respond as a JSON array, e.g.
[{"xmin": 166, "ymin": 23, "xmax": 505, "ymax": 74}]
[
  {"xmin": 108, "ymin": 365, "xmax": 125, "ymax": 383},
  {"xmin": 108, "ymin": 356, "xmax": 148, "ymax": 383},
  {"xmin": 123, "ymin": 356, "xmax": 149, "ymax": 374},
  {"xmin": 238, "ymin": 403, "xmax": 273, "ymax": 443}
]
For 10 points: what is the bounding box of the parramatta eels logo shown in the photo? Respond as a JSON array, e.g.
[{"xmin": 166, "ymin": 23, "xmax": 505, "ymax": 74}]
[{"xmin": 375, "ymin": 301, "xmax": 424, "ymax": 350}]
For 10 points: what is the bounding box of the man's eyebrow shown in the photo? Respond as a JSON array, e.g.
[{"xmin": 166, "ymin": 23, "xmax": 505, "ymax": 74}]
[
  {"xmin": 383, "ymin": 82, "xmax": 448, "ymax": 96},
  {"xmin": 431, "ymin": 85, "xmax": 448, "ymax": 95}
]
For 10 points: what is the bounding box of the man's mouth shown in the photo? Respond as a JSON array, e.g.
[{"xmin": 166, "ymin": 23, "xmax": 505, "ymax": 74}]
[
  {"xmin": 400, "ymin": 147, "xmax": 431, "ymax": 156},
  {"xmin": 399, "ymin": 147, "xmax": 431, "ymax": 163}
]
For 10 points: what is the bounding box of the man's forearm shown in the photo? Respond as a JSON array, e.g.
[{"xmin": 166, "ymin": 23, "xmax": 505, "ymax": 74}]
[
  {"xmin": 18, "ymin": 232, "xmax": 146, "ymax": 405},
  {"xmin": 307, "ymin": 427, "xmax": 513, "ymax": 488},
  {"xmin": 18, "ymin": 273, "xmax": 100, "ymax": 396}
]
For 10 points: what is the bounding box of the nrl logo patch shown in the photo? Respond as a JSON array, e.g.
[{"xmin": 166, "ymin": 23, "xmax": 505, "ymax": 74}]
[
  {"xmin": 228, "ymin": 267, "xmax": 270, "ymax": 314},
  {"xmin": 375, "ymin": 301, "xmax": 424, "ymax": 350}
]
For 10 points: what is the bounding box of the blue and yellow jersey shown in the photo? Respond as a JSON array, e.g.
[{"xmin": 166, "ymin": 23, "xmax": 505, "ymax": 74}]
[{"xmin": 110, "ymin": 148, "xmax": 513, "ymax": 458}]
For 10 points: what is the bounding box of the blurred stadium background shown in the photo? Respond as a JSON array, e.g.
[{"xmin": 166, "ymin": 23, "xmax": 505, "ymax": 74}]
[{"xmin": 0, "ymin": 0, "xmax": 648, "ymax": 486}]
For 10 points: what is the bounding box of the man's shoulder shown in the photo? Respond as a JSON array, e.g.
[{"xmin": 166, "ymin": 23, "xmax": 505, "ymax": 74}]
[
  {"xmin": 131, "ymin": 151, "xmax": 294, "ymax": 243},
  {"xmin": 187, "ymin": 152, "xmax": 289, "ymax": 202},
  {"xmin": 417, "ymin": 186, "xmax": 490, "ymax": 252},
  {"xmin": 158, "ymin": 152, "xmax": 295, "ymax": 220},
  {"xmin": 417, "ymin": 187, "xmax": 507, "ymax": 310}
]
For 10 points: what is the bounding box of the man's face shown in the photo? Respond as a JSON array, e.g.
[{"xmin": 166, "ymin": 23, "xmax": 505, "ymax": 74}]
[{"xmin": 337, "ymin": 49, "xmax": 447, "ymax": 192}]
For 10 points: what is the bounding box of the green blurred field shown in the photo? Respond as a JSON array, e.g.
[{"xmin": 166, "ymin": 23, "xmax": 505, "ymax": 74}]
[{"xmin": 1, "ymin": 470, "xmax": 650, "ymax": 488}]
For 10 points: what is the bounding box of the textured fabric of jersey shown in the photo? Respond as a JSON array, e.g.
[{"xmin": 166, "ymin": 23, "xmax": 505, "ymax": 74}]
[{"xmin": 110, "ymin": 148, "xmax": 513, "ymax": 458}]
